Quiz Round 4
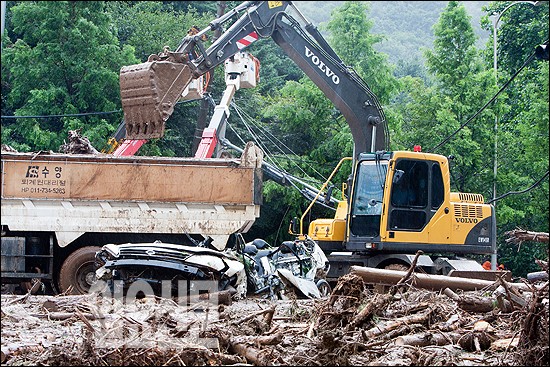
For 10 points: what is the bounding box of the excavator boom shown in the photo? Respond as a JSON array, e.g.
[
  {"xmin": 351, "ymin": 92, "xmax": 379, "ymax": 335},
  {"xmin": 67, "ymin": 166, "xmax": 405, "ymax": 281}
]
[{"xmin": 118, "ymin": 1, "xmax": 388, "ymax": 155}]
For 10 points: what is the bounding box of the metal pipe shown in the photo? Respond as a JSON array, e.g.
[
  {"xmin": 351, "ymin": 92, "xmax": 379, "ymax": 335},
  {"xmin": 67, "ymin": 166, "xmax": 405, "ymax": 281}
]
[{"xmin": 299, "ymin": 157, "xmax": 352, "ymax": 235}]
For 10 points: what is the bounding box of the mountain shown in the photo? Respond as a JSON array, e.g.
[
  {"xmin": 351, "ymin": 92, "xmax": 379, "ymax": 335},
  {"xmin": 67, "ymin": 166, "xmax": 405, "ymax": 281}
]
[{"xmin": 294, "ymin": 1, "xmax": 491, "ymax": 65}]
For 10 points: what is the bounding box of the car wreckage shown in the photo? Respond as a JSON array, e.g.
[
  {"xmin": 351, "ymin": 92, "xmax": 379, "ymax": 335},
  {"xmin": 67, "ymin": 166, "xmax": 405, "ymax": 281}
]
[{"xmin": 94, "ymin": 235, "xmax": 331, "ymax": 300}]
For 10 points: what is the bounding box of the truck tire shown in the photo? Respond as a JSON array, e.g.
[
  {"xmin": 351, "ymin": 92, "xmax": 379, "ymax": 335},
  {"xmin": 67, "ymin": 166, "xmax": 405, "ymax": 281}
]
[{"xmin": 59, "ymin": 246, "xmax": 101, "ymax": 295}]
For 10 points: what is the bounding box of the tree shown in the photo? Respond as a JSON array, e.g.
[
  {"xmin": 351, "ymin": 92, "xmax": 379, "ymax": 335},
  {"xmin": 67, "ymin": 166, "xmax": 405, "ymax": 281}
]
[
  {"xmin": 478, "ymin": 2, "xmax": 549, "ymax": 276},
  {"xmin": 324, "ymin": 1, "xmax": 399, "ymax": 105},
  {"xmin": 1, "ymin": 1, "xmax": 138, "ymax": 152},
  {"xmin": 107, "ymin": 2, "xmax": 214, "ymax": 63},
  {"xmin": 400, "ymin": 2, "xmax": 495, "ymax": 197}
]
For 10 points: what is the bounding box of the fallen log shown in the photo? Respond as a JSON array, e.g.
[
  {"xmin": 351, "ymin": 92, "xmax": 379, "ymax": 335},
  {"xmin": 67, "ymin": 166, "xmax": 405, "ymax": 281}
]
[
  {"xmin": 394, "ymin": 331, "xmax": 461, "ymax": 347},
  {"xmin": 490, "ymin": 336, "xmax": 519, "ymax": 350},
  {"xmin": 362, "ymin": 308, "xmax": 433, "ymax": 339},
  {"xmin": 351, "ymin": 266, "xmax": 531, "ymax": 292},
  {"xmin": 229, "ymin": 339, "xmax": 271, "ymax": 365},
  {"xmin": 527, "ymin": 271, "xmax": 549, "ymax": 283},
  {"xmin": 443, "ymin": 288, "xmax": 497, "ymax": 313},
  {"xmin": 505, "ymin": 229, "xmax": 549, "ymax": 244}
]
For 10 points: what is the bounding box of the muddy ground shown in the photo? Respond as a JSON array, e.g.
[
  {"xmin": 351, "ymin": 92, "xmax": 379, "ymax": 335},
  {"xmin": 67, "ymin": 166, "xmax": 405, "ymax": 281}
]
[{"xmin": 1, "ymin": 271, "xmax": 548, "ymax": 366}]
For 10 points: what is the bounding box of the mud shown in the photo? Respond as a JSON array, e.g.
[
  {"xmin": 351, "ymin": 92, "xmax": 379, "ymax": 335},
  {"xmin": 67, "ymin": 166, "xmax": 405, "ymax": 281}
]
[{"xmin": 1, "ymin": 273, "xmax": 548, "ymax": 366}]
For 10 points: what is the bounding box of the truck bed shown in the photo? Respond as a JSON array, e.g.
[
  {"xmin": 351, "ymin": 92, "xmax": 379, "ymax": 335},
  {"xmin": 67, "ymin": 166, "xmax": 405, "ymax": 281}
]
[{"xmin": 1, "ymin": 151, "xmax": 262, "ymax": 250}]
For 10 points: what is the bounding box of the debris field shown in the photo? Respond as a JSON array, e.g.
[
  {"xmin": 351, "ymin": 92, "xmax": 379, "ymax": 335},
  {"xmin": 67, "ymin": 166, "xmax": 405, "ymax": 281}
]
[{"xmin": 1, "ymin": 263, "xmax": 548, "ymax": 366}]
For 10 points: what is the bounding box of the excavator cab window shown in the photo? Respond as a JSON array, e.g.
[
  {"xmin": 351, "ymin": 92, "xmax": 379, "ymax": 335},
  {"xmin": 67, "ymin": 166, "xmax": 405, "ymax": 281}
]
[
  {"xmin": 431, "ymin": 164, "xmax": 444, "ymax": 209},
  {"xmin": 388, "ymin": 159, "xmax": 444, "ymax": 231},
  {"xmin": 349, "ymin": 161, "xmax": 387, "ymax": 237},
  {"xmin": 391, "ymin": 160, "xmax": 428, "ymax": 208}
]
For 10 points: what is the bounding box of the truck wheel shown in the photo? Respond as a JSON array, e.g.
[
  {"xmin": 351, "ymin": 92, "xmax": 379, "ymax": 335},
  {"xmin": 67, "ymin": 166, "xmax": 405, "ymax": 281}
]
[{"xmin": 59, "ymin": 246, "xmax": 101, "ymax": 295}]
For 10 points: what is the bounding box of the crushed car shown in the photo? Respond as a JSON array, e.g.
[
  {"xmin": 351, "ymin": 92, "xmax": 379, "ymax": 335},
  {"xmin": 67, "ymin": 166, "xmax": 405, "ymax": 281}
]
[{"xmin": 94, "ymin": 235, "xmax": 331, "ymax": 300}]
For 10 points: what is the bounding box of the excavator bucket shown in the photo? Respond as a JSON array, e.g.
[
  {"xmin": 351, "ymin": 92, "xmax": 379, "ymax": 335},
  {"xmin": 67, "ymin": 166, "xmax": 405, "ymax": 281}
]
[{"xmin": 119, "ymin": 61, "xmax": 194, "ymax": 139}]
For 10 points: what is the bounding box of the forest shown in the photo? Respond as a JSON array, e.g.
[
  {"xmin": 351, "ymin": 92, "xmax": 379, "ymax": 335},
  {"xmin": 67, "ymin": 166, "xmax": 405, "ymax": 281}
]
[{"xmin": 1, "ymin": 1, "xmax": 548, "ymax": 277}]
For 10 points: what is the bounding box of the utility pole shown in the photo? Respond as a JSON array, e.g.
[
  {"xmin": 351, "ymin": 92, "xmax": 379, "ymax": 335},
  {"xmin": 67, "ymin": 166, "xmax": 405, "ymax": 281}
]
[{"xmin": 489, "ymin": 0, "xmax": 542, "ymax": 271}]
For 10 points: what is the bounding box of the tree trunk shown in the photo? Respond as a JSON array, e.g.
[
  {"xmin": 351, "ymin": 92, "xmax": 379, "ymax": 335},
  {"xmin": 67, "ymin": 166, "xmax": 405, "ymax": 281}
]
[{"xmin": 351, "ymin": 266, "xmax": 530, "ymax": 292}]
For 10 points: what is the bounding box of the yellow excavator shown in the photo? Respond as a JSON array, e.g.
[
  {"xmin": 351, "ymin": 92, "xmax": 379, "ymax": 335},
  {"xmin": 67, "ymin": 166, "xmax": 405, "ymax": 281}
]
[{"xmin": 118, "ymin": 1, "xmax": 499, "ymax": 280}]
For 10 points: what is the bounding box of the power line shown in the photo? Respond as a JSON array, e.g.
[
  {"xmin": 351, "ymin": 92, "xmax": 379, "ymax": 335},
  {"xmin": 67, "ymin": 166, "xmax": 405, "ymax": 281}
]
[
  {"xmin": 1, "ymin": 110, "xmax": 123, "ymax": 119},
  {"xmin": 0, "ymin": 97, "xmax": 204, "ymax": 120},
  {"xmin": 486, "ymin": 171, "xmax": 549, "ymax": 204},
  {"xmin": 429, "ymin": 46, "xmax": 539, "ymax": 153}
]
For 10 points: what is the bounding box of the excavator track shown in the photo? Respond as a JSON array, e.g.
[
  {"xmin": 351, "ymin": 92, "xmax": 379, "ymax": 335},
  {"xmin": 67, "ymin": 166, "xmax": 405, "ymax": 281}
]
[{"xmin": 119, "ymin": 60, "xmax": 194, "ymax": 139}]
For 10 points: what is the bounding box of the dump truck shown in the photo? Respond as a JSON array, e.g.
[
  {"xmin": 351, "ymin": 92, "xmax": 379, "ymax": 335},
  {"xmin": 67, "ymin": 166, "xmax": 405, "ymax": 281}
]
[{"xmin": 1, "ymin": 146, "xmax": 263, "ymax": 294}]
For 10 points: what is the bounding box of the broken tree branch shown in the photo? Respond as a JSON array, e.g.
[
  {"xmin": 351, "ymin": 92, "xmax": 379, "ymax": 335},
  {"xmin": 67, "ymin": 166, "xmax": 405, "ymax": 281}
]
[
  {"xmin": 348, "ymin": 251, "xmax": 424, "ymax": 330},
  {"xmin": 395, "ymin": 331, "xmax": 461, "ymax": 347},
  {"xmin": 505, "ymin": 229, "xmax": 549, "ymax": 244},
  {"xmin": 443, "ymin": 287, "xmax": 498, "ymax": 313},
  {"xmin": 231, "ymin": 304, "xmax": 276, "ymax": 326},
  {"xmin": 362, "ymin": 308, "xmax": 433, "ymax": 339}
]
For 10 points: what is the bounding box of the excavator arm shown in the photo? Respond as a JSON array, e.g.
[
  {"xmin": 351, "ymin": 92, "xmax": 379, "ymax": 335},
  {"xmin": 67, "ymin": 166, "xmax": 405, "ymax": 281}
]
[{"xmin": 119, "ymin": 1, "xmax": 388, "ymax": 156}]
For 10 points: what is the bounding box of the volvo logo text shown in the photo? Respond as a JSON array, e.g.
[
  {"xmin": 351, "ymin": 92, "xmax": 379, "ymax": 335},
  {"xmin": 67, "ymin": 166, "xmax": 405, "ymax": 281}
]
[
  {"xmin": 455, "ymin": 218, "xmax": 478, "ymax": 224},
  {"xmin": 304, "ymin": 46, "xmax": 340, "ymax": 85}
]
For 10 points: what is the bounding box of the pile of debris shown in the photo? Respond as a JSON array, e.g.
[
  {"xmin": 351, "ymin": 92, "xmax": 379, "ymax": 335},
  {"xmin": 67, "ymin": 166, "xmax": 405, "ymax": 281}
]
[
  {"xmin": 1, "ymin": 260, "xmax": 548, "ymax": 366},
  {"xmin": 59, "ymin": 129, "xmax": 99, "ymax": 154}
]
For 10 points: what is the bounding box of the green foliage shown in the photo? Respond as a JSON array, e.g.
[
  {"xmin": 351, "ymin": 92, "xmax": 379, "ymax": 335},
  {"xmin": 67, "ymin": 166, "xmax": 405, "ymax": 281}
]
[
  {"xmin": 246, "ymin": 39, "xmax": 303, "ymax": 95},
  {"xmin": 1, "ymin": 1, "xmax": 547, "ymax": 276},
  {"xmin": 425, "ymin": 2, "xmax": 479, "ymax": 93},
  {"xmin": 324, "ymin": 1, "xmax": 399, "ymax": 104},
  {"xmin": 2, "ymin": 1, "xmax": 137, "ymax": 151},
  {"xmin": 107, "ymin": 2, "xmax": 213, "ymax": 62},
  {"xmin": 262, "ymin": 78, "xmax": 335, "ymax": 157}
]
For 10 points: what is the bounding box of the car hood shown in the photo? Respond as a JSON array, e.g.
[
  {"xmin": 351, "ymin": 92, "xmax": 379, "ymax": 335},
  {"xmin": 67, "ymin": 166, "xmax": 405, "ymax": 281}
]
[{"xmin": 99, "ymin": 242, "xmax": 243, "ymax": 276}]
